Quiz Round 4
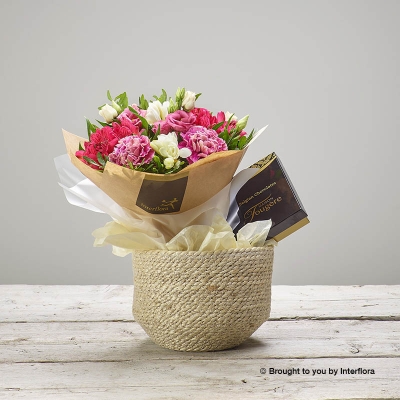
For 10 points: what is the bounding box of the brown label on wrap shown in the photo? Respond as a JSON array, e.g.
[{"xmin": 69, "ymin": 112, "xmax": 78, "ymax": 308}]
[{"xmin": 136, "ymin": 176, "xmax": 188, "ymax": 214}]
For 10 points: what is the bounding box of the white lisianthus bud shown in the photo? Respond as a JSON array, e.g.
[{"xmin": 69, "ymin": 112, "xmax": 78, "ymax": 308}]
[
  {"xmin": 164, "ymin": 157, "xmax": 175, "ymax": 169},
  {"xmin": 225, "ymin": 111, "xmax": 238, "ymax": 122},
  {"xmin": 236, "ymin": 114, "xmax": 249, "ymax": 131},
  {"xmin": 99, "ymin": 104, "xmax": 118, "ymax": 123},
  {"xmin": 111, "ymin": 100, "xmax": 121, "ymax": 113},
  {"xmin": 145, "ymin": 100, "xmax": 170, "ymax": 124},
  {"xmin": 182, "ymin": 91, "xmax": 196, "ymax": 111}
]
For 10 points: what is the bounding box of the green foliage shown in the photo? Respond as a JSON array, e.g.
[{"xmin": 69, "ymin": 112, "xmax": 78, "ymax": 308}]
[
  {"xmin": 139, "ymin": 94, "xmax": 149, "ymax": 110},
  {"xmin": 212, "ymin": 121, "xmax": 224, "ymax": 131},
  {"xmin": 95, "ymin": 119, "xmax": 111, "ymax": 127},
  {"xmin": 168, "ymin": 98, "xmax": 178, "ymax": 113},
  {"xmin": 114, "ymin": 92, "xmax": 128, "ymax": 111},
  {"xmin": 175, "ymin": 87, "xmax": 185, "ymax": 109},
  {"xmin": 128, "ymin": 106, "xmax": 149, "ymax": 131},
  {"xmin": 85, "ymin": 118, "xmax": 98, "ymax": 138}
]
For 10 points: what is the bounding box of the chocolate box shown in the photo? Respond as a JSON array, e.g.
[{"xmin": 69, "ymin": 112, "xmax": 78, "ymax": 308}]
[{"xmin": 232, "ymin": 153, "xmax": 309, "ymax": 241}]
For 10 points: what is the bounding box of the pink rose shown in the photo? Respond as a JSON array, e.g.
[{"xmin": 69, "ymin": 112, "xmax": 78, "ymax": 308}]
[
  {"xmin": 152, "ymin": 119, "xmax": 172, "ymax": 134},
  {"xmin": 178, "ymin": 126, "xmax": 228, "ymax": 164},
  {"xmin": 117, "ymin": 104, "xmax": 146, "ymax": 130},
  {"xmin": 109, "ymin": 135, "xmax": 154, "ymax": 167},
  {"xmin": 165, "ymin": 110, "xmax": 196, "ymax": 132}
]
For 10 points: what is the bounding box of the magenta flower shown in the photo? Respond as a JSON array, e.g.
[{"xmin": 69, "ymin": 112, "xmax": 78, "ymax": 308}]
[
  {"xmin": 117, "ymin": 104, "xmax": 146, "ymax": 130},
  {"xmin": 152, "ymin": 119, "xmax": 172, "ymax": 134},
  {"xmin": 166, "ymin": 110, "xmax": 196, "ymax": 132},
  {"xmin": 109, "ymin": 135, "xmax": 154, "ymax": 167},
  {"xmin": 178, "ymin": 126, "xmax": 228, "ymax": 164}
]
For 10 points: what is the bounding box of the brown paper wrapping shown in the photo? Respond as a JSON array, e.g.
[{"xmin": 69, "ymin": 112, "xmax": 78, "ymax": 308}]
[{"xmin": 63, "ymin": 129, "xmax": 246, "ymax": 216}]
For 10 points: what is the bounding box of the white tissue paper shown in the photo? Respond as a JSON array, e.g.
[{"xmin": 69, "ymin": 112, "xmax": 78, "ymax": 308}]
[{"xmin": 55, "ymin": 153, "xmax": 274, "ymax": 255}]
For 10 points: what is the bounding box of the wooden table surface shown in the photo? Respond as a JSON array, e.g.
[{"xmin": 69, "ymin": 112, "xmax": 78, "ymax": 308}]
[{"xmin": 0, "ymin": 285, "xmax": 399, "ymax": 399}]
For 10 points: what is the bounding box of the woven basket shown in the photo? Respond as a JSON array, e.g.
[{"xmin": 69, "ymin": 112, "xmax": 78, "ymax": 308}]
[{"xmin": 132, "ymin": 245, "xmax": 274, "ymax": 352}]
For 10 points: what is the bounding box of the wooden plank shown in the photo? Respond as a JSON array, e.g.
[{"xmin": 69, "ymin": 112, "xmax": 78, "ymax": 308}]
[
  {"xmin": 0, "ymin": 320, "xmax": 399, "ymax": 363},
  {"xmin": 0, "ymin": 285, "xmax": 133, "ymax": 323},
  {"xmin": 1, "ymin": 285, "xmax": 399, "ymax": 323},
  {"xmin": 0, "ymin": 358, "xmax": 398, "ymax": 400}
]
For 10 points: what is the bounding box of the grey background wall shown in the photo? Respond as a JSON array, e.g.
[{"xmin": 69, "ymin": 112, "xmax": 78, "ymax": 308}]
[{"xmin": 0, "ymin": 0, "xmax": 399, "ymax": 285}]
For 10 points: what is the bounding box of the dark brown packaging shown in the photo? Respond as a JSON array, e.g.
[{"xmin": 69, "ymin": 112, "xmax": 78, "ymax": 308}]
[{"xmin": 231, "ymin": 153, "xmax": 309, "ymax": 241}]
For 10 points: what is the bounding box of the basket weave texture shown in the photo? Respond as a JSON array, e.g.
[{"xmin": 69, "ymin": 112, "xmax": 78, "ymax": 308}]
[{"xmin": 132, "ymin": 245, "xmax": 274, "ymax": 352}]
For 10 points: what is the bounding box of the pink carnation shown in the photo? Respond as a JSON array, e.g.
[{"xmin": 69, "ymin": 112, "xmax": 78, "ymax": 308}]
[
  {"xmin": 178, "ymin": 126, "xmax": 228, "ymax": 164},
  {"xmin": 192, "ymin": 108, "xmax": 238, "ymax": 135},
  {"xmin": 75, "ymin": 142, "xmax": 103, "ymax": 170},
  {"xmin": 76, "ymin": 126, "xmax": 121, "ymax": 169},
  {"xmin": 109, "ymin": 135, "xmax": 154, "ymax": 167},
  {"xmin": 191, "ymin": 107, "xmax": 215, "ymax": 128},
  {"xmin": 112, "ymin": 120, "xmax": 142, "ymax": 139}
]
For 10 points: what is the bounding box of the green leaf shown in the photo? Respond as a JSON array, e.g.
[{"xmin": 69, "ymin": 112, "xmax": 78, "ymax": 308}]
[
  {"xmin": 79, "ymin": 142, "xmax": 84, "ymax": 151},
  {"xmin": 244, "ymin": 129, "xmax": 254, "ymax": 146},
  {"xmin": 227, "ymin": 133, "xmax": 240, "ymax": 146},
  {"xmin": 168, "ymin": 98, "xmax": 178, "ymax": 113},
  {"xmin": 85, "ymin": 118, "xmax": 97, "ymax": 138},
  {"xmin": 226, "ymin": 113, "xmax": 235, "ymax": 126},
  {"xmin": 97, "ymin": 103, "xmax": 106, "ymax": 110},
  {"xmin": 107, "ymin": 90, "xmax": 113, "ymax": 101},
  {"xmin": 195, "ymin": 93, "xmax": 202, "ymax": 100},
  {"xmin": 153, "ymin": 155, "xmax": 162, "ymax": 169},
  {"xmin": 128, "ymin": 106, "xmax": 149, "ymax": 130},
  {"xmin": 212, "ymin": 121, "xmax": 224, "ymax": 131},
  {"xmin": 83, "ymin": 156, "xmax": 101, "ymax": 167},
  {"xmin": 228, "ymin": 137, "xmax": 239, "ymax": 150},
  {"xmin": 115, "ymin": 92, "xmax": 128, "ymax": 110},
  {"xmin": 95, "ymin": 119, "xmax": 111, "ymax": 127},
  {"xmin": 218, "ymin": 129, "xmax": 229, "ymax": 143},
  {"xmin": 175, "ymin": 87, "xmax": 185, "ymax": 109},
  {"xmin": 159, "ymin": 89, "xmax": 168, "ymax": 103},
  {"xmin": 139, "ymin": 94, "xmax": 149, "ymax": 110},
  {"xmin": 238, "ymin": 135, "xmax": 247, "ymax": 149},
  {"xmin": 96, "ymin": 152, "xmax": 106, "ymax": 167}
]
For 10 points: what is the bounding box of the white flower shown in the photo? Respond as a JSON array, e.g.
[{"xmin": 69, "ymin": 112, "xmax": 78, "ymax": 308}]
[
  {"xmin": 182, "ymin": 91, "xmax": 196, "ymax": 111},
  {"xmin": 145, "ymin": 100, "xmax": 170, "ymax": 124},
  {"xmin": 163, "ymin": 157, "xmax": 175, "ymax": 169},
  {"xmin": 225, "ymin": 111, "xmax": 238, "ymax": 122},
  {"xmin": 99, "ymin": 104, "xmax": 118, "ymax": 123},
  {"xmin": 150, "ymin": 132, "xmax": 191, "ymax": 162}
]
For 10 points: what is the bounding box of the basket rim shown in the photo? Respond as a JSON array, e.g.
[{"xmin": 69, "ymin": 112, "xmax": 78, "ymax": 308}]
[{"xmin": 132, "ymin": 244, "xmax": 275, "ymax": 256}]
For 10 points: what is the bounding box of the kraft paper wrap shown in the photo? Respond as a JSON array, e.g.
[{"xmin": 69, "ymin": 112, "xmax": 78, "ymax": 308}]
[
  {"xmin": 63, "ymin": 129, "xmax": 246, "ymax": 216},
  {"xmin": 58, "ymin": 128, "xmax": 276, "ymax": 252}
]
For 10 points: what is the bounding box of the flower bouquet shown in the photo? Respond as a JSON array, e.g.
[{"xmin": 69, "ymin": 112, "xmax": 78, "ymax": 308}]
[{"xmin": 56, "ymin": 87, "xmax": 292, "ymax": 351}]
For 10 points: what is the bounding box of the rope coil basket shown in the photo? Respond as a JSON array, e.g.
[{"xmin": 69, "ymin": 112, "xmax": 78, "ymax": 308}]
[{"xmin": 132, "ymin": 245, "xmax": 274, "ymax": 352}]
